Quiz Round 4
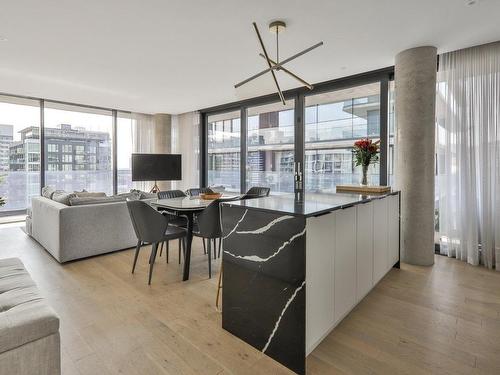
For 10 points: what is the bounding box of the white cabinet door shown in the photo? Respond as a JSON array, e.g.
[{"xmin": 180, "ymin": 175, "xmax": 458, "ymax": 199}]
[
  {"xmin": 356, "ymin": 202, "xmax": 374, "ymax": 302},
  {"xmin": 306, "ymin": 212, "xmax": 335, "ymax": 354},
  {"xmin": 388, "ymin": 194, "xmax": 400, "ymax": 269},
  {"xmin": 373, "ymin": 198, "xmax": 389, "ymax": 284},
  {"xmin": 334, "ymin": 206, "xmax": 357, "ymax": 324}
]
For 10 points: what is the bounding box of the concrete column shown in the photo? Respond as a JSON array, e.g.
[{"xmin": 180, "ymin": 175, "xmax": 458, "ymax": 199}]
[
  {"xmin": 152, "ymin": 113, "xmax": 172, "ymax": 191},
  {"xmin": 395, "ymin": 46, "xmax": 437, "ymax": 266}
]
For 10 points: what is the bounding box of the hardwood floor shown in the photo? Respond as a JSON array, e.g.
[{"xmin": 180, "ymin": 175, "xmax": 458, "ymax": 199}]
[{"xmin": 2, "ymin": 225, "xmax": 500, "ymax": 374}]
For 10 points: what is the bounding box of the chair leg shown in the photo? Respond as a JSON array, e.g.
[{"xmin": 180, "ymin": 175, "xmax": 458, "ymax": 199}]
[
  {"xmin": 202, "ymin": 238, "xmax": 207, "ymax": 254},
  {"xmin": 132, "ymin": 240, "xmax": 141, "ymax": 274},
  {"xmin": 216, "ymin": 262, "xmax": 223, "ymax": 310},
  {"xmin": 159, "ymin": 241, "xmax": 164, "ymax": 257},
  {"xmin": 213, "ymin": 239, "xmax": 217, "ymax": 259},
  {"xmin": 166, "ymin": 241, "xmax": 169, "ymax": 264},
  {"xmin": 207, "ymin": 238, "xmax": 212, "ymax": 279},
  {"xmin": 148, "ymin": 242, "xmax": 159, "ymax": 285},
  {"xmin": 178, "ymin": 238, "xmax": 181, "ymax": 264},
  {"xmin": 218, "ymin": 238, "xmax": 222, "ymax": 258},
  {"xmin": 148, "ymin": 243, "xmax": 154, "ymax": 264}
]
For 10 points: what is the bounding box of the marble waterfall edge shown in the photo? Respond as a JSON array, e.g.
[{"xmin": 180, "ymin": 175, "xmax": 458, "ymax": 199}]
[{"xmin": 221, "ymin": 205, "xmax": 306, "ymax": 375}]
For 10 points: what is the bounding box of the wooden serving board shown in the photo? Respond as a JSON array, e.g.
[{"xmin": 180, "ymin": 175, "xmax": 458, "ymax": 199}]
[
  {"xmin": 336, "ymin": 185, "xmax": 391, "ymax": 194},
  {"xmin": 200, "ymin": 193, "xmax": 222, "ymax": 200}
]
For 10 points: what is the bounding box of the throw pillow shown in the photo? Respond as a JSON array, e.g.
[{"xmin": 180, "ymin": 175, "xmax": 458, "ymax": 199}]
[
  {"xmin": 129, "ymin": 189, "xmax": 157, "ymax": 199},
  {"xmin": 41, "ymin": 186, "xmax": 56, "ymax": 199},
  {"xmin": 51, "ymin": 191, "xmax": 77, "ymax": 205}
]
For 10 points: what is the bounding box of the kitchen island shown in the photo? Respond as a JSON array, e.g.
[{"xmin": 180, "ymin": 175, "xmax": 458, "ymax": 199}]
[{"xmin": 220, "ymin": 192, "xmax": 400, "ymax": 375}]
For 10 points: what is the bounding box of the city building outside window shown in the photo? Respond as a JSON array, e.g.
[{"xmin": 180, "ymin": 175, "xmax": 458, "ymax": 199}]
[
  {"xmin": 304, "ymin": 82, "xmax": 382, "ymax": 193},
  {"xmin": 44, "ymin": 103, "xmax": 113, "ymax": 195}
]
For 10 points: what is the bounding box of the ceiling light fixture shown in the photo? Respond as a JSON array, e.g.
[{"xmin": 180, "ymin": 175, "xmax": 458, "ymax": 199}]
[
  {"xmin": 235, "ymin": 20, "xmax": 323, "ymax": 105},
  {"xmin": 0, "ymin": 36, "xmax": 8, "ymax": 42}
]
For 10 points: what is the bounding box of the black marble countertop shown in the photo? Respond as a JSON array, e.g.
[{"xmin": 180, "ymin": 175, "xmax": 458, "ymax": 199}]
[{"xmin": 224, "ymin": 191, "xmax": 400, "ymax": 218}]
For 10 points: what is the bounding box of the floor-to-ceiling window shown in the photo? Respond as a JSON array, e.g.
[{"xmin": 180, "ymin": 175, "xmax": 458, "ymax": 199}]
[
  {"xmin": 207, "ymin": 111, "xmax": 241, "ymax": 192},
  {"xmin": 0, "ymin": 92, "xmax": 164, "ymax": 219},
  {"xmin": 201, "ymin": 69, "xmax": 394, "ymax": 196},
  {"xmin": 0, "ymin": 95, "xmax": 40, "ymax": 215},
  {"xmin": 117, "ymin": 112, "xmax": 133, "ymax": 192},
  {"xmin": 388, "ymin": 80, "xmax": 396, "ymax": 186},
  {"xmin": 304, "ymin": 82, "xmax": 381, "ymax": 193},
  {"xmin": 44, "ymin": 102, "xmax": 113, "ymax": 195},
  {"xmin": 246, "ymin": 100, "xmax": 295, "ymax": 194}
]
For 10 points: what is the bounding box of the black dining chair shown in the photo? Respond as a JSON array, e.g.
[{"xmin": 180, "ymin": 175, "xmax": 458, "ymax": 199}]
[
  {"xmin": 127, "ymin": 200, "xmax": 187, "ymax": 285},
  {"xmin": 158, "ymin": 189, "xmax": 186, "ymax": 200},
  {"xmin": 186, "ymin": 187, "xmax": 213, "ymax": 197},
  {"xmin": 194, "ymin": 197, "xmax": 239, "ymax": 278},
  {"xmin": 241, "ymin": 186, "xmax": 271, "ymax": 199},
  {"xmin": 157, "ymin": 189, "xmax": 188, "ymax": 263}
]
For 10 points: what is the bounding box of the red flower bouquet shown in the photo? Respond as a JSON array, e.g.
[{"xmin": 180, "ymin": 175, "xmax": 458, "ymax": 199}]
[{"xmin": 353, "ymin": 138, "xmax": 380, "ymax": 185}]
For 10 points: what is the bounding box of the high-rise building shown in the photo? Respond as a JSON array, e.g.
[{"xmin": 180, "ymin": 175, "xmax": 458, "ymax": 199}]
[
  {"xmin": 0, "ymin": 124, "xmax": 13, "ymax": 171},
  {"xmin": 9, "ymin": 124, "xmax": 111, "ymax": 172}
]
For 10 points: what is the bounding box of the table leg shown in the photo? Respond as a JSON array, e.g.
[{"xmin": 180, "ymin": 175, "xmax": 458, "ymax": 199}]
[{"xmin": 182, "ymin": 212, "xmax": 194, "ymax": 281}]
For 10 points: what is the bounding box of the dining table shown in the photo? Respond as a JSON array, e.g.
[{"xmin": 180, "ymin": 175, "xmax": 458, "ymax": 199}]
[{"xmin": 150, "ymin": 194, "xmax": 241, "ymax": 281}]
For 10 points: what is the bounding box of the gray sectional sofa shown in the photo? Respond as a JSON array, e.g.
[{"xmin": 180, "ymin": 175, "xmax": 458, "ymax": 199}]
[
  {"xmin": 0, "ymin": 258, "xmax": 60, "ymax": 374},
  {"xmin": 30, "ymin": 190, "xmax": 156, "ymax": 263},
  {"xmin": 31, "ymin": 196, "xmax": 137, "ymax": 262}
]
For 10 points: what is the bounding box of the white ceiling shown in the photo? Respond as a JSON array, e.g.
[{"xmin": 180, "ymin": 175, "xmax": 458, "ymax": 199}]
[{"xmin": 1, "ymin": 0, "xmax": 499, "ymax": 114}]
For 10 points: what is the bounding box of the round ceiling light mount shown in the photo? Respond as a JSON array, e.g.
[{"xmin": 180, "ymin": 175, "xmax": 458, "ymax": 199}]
[{"xmin": 269, "ymin": 20, "xmax": 286, "ymax": 34}]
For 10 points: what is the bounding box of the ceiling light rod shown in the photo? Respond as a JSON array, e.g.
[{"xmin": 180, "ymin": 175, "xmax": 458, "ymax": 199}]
[
  {"xmin": 269, "ymin": 20, "xmax": 286, "ymax": 64},
  {"xmin": 258, "ymin": 54, "xmax": 313, "ymax": 90},
  {"xmin": 234, "ymin": 41, "xmax": 324, "ymax": 89},
  {"xmin": 235, "ymin": 21, "xmax": 323, "ymax": 105},
  {"xmin": 252, "ymin": 21, "xmax": 286, "ymax": 105}
]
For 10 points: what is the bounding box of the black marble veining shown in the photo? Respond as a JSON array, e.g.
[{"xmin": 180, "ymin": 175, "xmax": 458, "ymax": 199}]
[
  {"xmin": 221, "ymin": 205, "xmax": 306, "ymax": 375},
  {"xmin": 225, "ymin": 191, "xmax": 399, "ymax": 217}
]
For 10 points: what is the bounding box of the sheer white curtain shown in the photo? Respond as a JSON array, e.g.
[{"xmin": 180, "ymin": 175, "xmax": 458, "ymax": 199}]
[
  {"xmin": 171, "ymin": 111, "xmax": 200, "ymax": 191},
  {"xmin": 132, "ymin": 112, "xmax": 155, "ymax": 192},
  {"xmin": 437, "ymin": 42, "xmax": 500, "ymax": 269}
]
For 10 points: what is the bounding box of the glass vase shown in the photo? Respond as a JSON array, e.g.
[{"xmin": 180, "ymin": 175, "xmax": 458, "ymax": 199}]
[{"xmin": 361, "ymin": 164, "xmax": 369, "ymax": 186}]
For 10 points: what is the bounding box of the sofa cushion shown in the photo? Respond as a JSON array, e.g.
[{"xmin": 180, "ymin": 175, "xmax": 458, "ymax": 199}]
[
  {"xmin": 69, "ymin": 196, "xmax": 126, "ymax": 206},
  {"xmin": 41, "ymin": 186, "xmax": 56, "ymax": 199},
  {"xmin": 0, "ymin": 258, "xmax": 59, "ymax": 353},
  {"xmin": 74, "ymin": 191, "xmax": 107, "ymax": 198},
  {"xmin": 51, "ymin": 191, "xmax": 77, "ymax": 205}
]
